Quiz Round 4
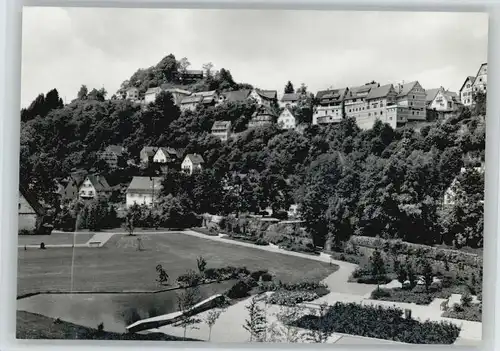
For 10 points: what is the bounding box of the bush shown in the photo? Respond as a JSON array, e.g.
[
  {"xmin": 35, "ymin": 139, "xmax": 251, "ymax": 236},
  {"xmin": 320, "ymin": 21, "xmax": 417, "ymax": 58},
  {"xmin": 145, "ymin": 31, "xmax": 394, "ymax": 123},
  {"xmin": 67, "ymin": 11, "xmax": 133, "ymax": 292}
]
[
  {"xmin": 371, "ymin": 288, "xmax": 392, "ymax": 299},
  {"xmin": 330, "ymin": 251, "xmax": 363, "ymax": 265},
  {"xmin": 176, "ymin": 270, "xmax": 203, "ymax": 287},
  {"xmin": 226, "ymin": 279, "xmax": 253, "ymax": 299},
  {"xmin": 254, "ymin": 238, "xmax": 269, "ymax": 246},
  {"xmin": 18, "ymin": 229, "xmax": 36, "ymax": 236},
  {"xmin": 356, "ymin": 275, "xmax": 392, "ymax": 285},
  {"xmin": 461, "ymin": 293, "xmax": 473, "ymax": 307},
  {"xmin": 268, "ymin": 291, "xmax": 318, "ymax": 306},
  {"xmin": 292, "ymin": 302, "xmax": 461, "ymax": 344},
  {"xmin": 443, "ymin": 304, "xmax": 482, "ymax": 322}
]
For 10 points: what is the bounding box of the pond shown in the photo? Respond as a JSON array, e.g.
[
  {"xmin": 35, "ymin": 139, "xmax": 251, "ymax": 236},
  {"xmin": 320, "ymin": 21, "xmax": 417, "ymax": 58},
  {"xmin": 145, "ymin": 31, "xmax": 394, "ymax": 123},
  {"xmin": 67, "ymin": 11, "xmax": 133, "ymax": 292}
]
[{"xmin": 17, "ymin": 280, "xmax": 236, "ymax": 334}]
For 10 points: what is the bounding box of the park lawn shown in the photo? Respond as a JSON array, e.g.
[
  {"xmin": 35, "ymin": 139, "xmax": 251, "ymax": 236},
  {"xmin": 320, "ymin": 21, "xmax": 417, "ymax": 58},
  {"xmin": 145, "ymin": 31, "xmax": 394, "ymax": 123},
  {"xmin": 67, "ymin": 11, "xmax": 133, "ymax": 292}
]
[
  {"xmin": 18, "ymin": 233, "xmax": 94, "ymax": 246},
  {"xmin": 17, "ymin": 232, "xmax": 338, "ymax": 296},
  {"xmin": 16, "ymin": 311, "xmax": 197, "ymax": 341}
]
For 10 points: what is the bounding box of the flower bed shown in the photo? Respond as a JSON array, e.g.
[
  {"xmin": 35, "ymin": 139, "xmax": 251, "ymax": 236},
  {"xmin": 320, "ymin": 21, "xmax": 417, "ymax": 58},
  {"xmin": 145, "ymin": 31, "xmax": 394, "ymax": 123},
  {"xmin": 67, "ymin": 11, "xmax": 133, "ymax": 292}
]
[
  {"xmin": 190, "ymin": 227, "xmax": 219, "ymax": 236},
  {"xmin": 268, "ymin": 290, "xmax": 319, "ymax": 305},
  {"xmin": 292, "ymin": 302, "xmax": 461, "ymax": 344},
  {"xmin": 443, "ymin": 304, "xmax": 482, "ymax": 322}
]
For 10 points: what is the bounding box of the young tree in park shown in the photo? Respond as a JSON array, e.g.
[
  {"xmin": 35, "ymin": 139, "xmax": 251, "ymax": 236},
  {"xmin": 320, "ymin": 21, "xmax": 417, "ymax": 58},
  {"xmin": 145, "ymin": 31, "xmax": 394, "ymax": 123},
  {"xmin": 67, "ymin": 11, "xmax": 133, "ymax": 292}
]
[
  {"xmin": 204, "ymin": 308, "xmax": 224, "ymax": 341},
  {"xmin": 243, "ymin": 296, "xmax": 267, "ymax": 342},
  {"xmin": 269, "ymin": 304, "xmax": 304, "ymax": 343},
  {"xmin": 156, "ymin": 264, "xmax": 169, "ymax": 285},
  {"xmin": 421, "ymin": 259, "xmax": 434, "ymax": 293},
  {"xmin": 197, "ymin": 256, "xmax": 207, "ymax": 274},
  {"xmin": 370, "ymin": 249, "xmax": 386, "ymax": 290},
  {"xmin": 406, "ymin": 258, "xmax": 417, "ymax": 288},
  {"xmin": 396, "ymin": 263, "xmax": 407, "ymax": 285},
  {"xmin": 177, "ymin": 285, "xmax": 201, "ymax": 340}
]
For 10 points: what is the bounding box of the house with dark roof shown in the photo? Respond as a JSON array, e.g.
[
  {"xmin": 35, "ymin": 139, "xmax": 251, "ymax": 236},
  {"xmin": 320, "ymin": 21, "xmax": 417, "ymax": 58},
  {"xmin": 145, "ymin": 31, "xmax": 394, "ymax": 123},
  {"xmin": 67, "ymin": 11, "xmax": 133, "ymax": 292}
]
[
  {"xmin": 279, "ymin": 93, "xmax": 301, "ymax": 108},
  {"xmin": 250, "ymin": 88, "xmax": 278, "ymax": 107},
  {"xmin": 248, "ymin": 105, "xmax": 276, "ymax": 129},
  {"xmin": 57, "ymin": 170, "xmax": 88, "ymax": 204},
  {"xmin": 153, "ymin": 147, "xmax": 179, "ymax": 164},
  {"xmin": 160, "ymin": 87, "xmax": 192, "ymax": 106},
  {"xmin": 125, "ymin": 87, "xmax": 140, "ymax": 101},
  {"xmin": 354, "ymin": 83, "xmax": 399, "ymax": 129},
  {"xmin": 472, "ymin": 63, "xmax": 487, "ymax": 94},
  {"xmin": 176, "ymin": 69, "xmax": 204, "ymax": 82},
  {"xmin": 344, "ymin": 83, "xmax": 379, "ymax": 119},
  {"xmin": 211, "ymin": 121, "xmax": 232, "ymax": 142},
  {"xmin": 182, "ymin": 154, "xmax": 205, "ymax": 175},
  {"xmin": 218, "ymin": 89, "xmax": 252, "ymax": 104},
  {"xmin": 180, "ymin": 90, "xmax": 219, "ymax": 112},
  {"xmin": 78, "ymin": 175, "xmax": 112, "ymax": 201},
  {"xmin": 126, "ymin": 176, "xmax": 163, "ymax": 208},
  {"xmin": 459, "ymin": 76, "xmax": 476, "ymax": 107},
  {"xmin": 19, "ymin": 185, "xmax": 52, "ymax": 234},
  {"xmin": 140, "ymin": 146, "xmax": 158, "ymax": 165},
  {"xmin": 313, "ymin": 87, "xmax": 348, "ymax": 125},
  {"xmin": 100, "ymin": 145, "xmax": 126, "ymax": 169},
  {"xmin": 144, "ymin": 87, "xmax": 163, "ymax": 104},
  {"xmin": 428, "ymin": 87, "xmax": 462, "ymax": 113},
  {"xmin": 394, "ymin": 81, "xmax": 427, "ymax": 121}
]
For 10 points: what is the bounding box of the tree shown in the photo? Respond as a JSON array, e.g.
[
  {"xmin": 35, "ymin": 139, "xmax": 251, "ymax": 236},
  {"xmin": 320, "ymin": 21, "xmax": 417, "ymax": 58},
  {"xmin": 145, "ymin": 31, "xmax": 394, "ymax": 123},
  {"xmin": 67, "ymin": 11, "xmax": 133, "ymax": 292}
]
[
  {"xmin": 396, "ymin": 263, "xmax": 407, "ymax": 285},
  {"xmin": 370, "ymin": 249, "xmax": 386, "ymax": 290},
  {"xmin": 296, "ymin": 83, "xmax": 307, "ymax": 95},
  {"xmin": 284, "ymin": 81, "xmax": 295, "ymax": 94},
  {"xmin": 268, "ymin": 304, "xmax": 304, "ymax": 343},
  {"xmin": 421, "ymin": 259, "xmax": 434, "ymax": 293},
  {"xmin": 204, "ymin": 308, "xmax": 224, "ymax": 341},
  {"xmin": 197, "ymin": 256, "xmax": 207, "ymax": 274},
  {"xmin": 202, "ymin": 62, "xmax": 214, "ymax": 78},
  {"xmin": 77, "ymin": 85, "xmax": 88, "ymax": 100},
  {"xmin": 176, "ymin": 285, "xmax": 201, "ymax": 340},
  {"xmin": 156, "ymin": 264, "xmax": 169, "ymax": 285},
  {"xmin": 243, "ymin": 296, "xmax": 267, "ymax": 342},
  {"xmin": 178, "ymin": 57, "xmax": 191, "ymax": 73},
  {"xmin": 123, "ymin": 204, "xmax": 142, "ymax": 235},
  {"xmin": 406, "ymin": 259, "xmax": 417, "ymax": 288}
]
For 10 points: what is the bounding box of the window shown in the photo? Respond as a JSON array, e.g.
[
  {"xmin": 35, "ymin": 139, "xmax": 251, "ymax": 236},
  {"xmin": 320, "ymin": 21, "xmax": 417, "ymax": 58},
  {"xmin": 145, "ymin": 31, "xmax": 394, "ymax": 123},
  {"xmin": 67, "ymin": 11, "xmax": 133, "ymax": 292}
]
[
  {"xmin": 412, "ymin": 111, "xmax": 415, "ymax": 115},
  {"xmin": 368, "ymin": 113, "xmax": 371, "ymax": 116},
  {"xmin": 380, "ymin": 111, "xmax": 383, "ymax": 115},
  {"xmin": 18, "ymin": 203, "xmax": 21, "ymax": 210},
  {"xmin": 479, "ymin": 78, "xmax": 482, "ymax": 82},
  {"xmin": 410, "ymin": 102, "xmax": 413, "ymax": 106},
  {"xmin": 349, "ymin": 109, "xmax": 352, "ymax": 112},
  {"xmin": 412, "ymin": 95, "xmax": 415, "ymax": 99}
]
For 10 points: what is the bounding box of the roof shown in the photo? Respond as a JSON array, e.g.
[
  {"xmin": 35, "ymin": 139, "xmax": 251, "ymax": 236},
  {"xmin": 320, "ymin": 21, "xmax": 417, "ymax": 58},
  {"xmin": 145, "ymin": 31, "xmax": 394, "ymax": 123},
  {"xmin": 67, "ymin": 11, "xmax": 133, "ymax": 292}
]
[
  {"xmin": 365, "ymin": 84, "xmax": 395, "ymax": 100},
  {"xmin": 126, "ymin": 176, "xmax": 163, "ymax": 193},
  {"xmin": 425, "ymin": 88, "xmax": 441, "ymax": 103},
  {"xmin": 86, "ymin": 175, "xmax": 111, "ymax": 192},
  {"xmin": 459, "ymin": 76, "xmax": 476, "ymax": 92},
  {"xmin": 182, "ymin": 90, "xmax": 217, "ymax": 105},
  {"xmin": 126, "ymin": 87, "xmax": 138, "ymax": 92},
  {"xmin": 145, "ymin": 87, "xmax": 162, "ymax": 95},
  {"xmin": 255, "ymin": 89, "xmax": 278, "ymax": 100},
  {"xmin": 281, "ymin": 93, "xmax": 300, "ymax": 102},
  {"xmin": 183, "ymin": 69, "xmax": 203, "ymax": 75},
  {"xmin": 344, "ymin": 83, "xmax": 379, "ymax": 100},
  {"xmin": 184, "ymin": 154, "xmax": 205, "ymax": 164},
  {"xmin": 279, "ymin": 106, "xmax": 296, "ymax": 117},
  {"xmin": 156, "ymin": 147, "xmax": 179, "ymax": 158},
  {"xmin": 222, "ymin": 89, "xmax": 252, "ymax": 103},
  {"xmin": 19, "ymin": 184, "xmax": 46, "ymax": 216},
  {"xmin": 253, "ymin": 105, "xmax": 277, "ymax": 118},
  {"xmin": 160, "ymin": 86, "xmax": 192, "ymax": 95},
  {"xmin": 105, "ymin": 145, "xmax": 125, "ymax": 155},
  {"xmin": 316, "ymin": 87, "xmax": 348, "ymax": 103},
  {"xmin": 212, "ymin": 120, "xmax": 231, "ymax": 130},
  {"xmin": 396, "ymin": 81, "xmax": 418, "ymax": 97},
  {"xmin": 181, "ymin": 95, "xmax": 204, "ymax": 104},
  {"xmin": 141, "ymin": 146, "xmax": 158, "ymax": 156}
]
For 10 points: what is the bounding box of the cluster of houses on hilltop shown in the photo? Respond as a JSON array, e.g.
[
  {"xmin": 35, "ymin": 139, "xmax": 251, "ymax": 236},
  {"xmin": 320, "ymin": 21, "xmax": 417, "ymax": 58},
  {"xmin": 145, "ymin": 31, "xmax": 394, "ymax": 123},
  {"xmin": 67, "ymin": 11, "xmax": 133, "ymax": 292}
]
[{"xmin": 118, "ymin": 63, "xmax": 488, "ymax": 139}]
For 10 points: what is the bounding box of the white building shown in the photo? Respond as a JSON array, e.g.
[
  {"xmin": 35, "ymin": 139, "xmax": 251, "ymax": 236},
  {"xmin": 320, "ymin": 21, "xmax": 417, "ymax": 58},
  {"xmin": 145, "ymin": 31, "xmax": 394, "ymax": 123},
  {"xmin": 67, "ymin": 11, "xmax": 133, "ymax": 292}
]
[
  {"xmin": 144, "ymin": 87, "xmax": 162, "ymax": 104},
  {"xmin": 459, "ymin": 76, "xmax": 476, "ymax": 106},
  {"xmin": 313, "ymin": 88, "xmax": 348, "ymax": 125},
  {"xmin": 78, "ymin": 175, "xmax": 112, "ymax": 201},
  {"xmin": 428, "ymin": 88, "xmax": 462, "ymax": 112},
  {"xmin": 395, "ymin": 81, "xmax": 427, "ymax": 121},
  {"xmin": 249, "ymin": 89, "xmax": 278, "ymax": 108},
  {"xmin": 126, "ymin": 176, "xmax": 163, "ymax": 208},
  {"xmin": 153, "ymin": 147, "xmax": 179, "ymax": 164},
  {"xmin": 277, "ymin": 107, "xmax": 297, "ymax": 130},
  {"xmin": 279, "ymin": 93, "xmax": 300, "ymax": 109},
  {"xmin": 355, "ymin": 83, "xmax": 398, "ymax": 130},
  {"xmin": 472, "ymin": 63, "xmax": 487, "ymax": 94},
  {"xmin": 125, "ymin": 87, "xmax": 140, "ymax": 101},
  {"xmin": 181, "ymin": 154, "xmax": 205, "ymax": 175},
  {"xmin": 211, "ymin": 121, "xmax": 232, "ymax": 142}
]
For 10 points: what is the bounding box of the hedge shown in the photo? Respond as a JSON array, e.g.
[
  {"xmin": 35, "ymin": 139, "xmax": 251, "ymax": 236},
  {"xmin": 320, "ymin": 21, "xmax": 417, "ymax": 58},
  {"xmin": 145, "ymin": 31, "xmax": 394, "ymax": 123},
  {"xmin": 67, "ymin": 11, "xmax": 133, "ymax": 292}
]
[
  {"xmin": 268, "ymin": 291, "xmax": 319, "ymax": 306},
  {"xmin": 349, "ymin": 236, "xmax": 482, "ymax": 267},
  {"xmin": 292, "ymin": 302, "xmax": 461, "ymax": 344}
]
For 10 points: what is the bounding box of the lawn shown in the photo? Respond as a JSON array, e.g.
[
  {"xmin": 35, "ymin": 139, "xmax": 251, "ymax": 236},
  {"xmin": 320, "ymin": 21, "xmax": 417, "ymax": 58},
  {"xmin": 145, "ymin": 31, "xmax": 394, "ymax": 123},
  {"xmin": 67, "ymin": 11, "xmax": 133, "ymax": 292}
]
[
  {"xmin": 17, "ymin": 232, "xmax": 338, "ymax": 296},
  {"xmin": 16, "ymin": 311, "xmax": 198, "ymax": 341},
  {"xmin": 18, "ymin": 233, "xmax": 94, "ymax": 246}
]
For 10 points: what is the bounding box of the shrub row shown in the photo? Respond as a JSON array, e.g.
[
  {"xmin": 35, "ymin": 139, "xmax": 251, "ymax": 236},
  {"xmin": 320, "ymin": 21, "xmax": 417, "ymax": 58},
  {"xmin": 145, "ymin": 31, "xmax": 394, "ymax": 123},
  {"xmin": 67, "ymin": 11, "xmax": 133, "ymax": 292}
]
[
  {"xmin": 177, "ymin": 266, "xmax": 252, "ymax": 287},
  {"xmin": 370, "ymin": 288, "xmax": 434, "ymax": 305},
  {"xmin": 257, "ymin": 281, "xmax": 329, "ymax": 295},
  {"xmin": 350, "ymin": 236, "xmax": 482, "ymax": 267},
  {"xmin": 268, "ymin": 291, "xmax": 319, "ymax": 306},
  {"xmin": 443, "ymin": 305, "xmax": 482, "ymax": 322},
  {"xmin": 293, "ymin": 302, "xmax": 461, "ymax": 344}
]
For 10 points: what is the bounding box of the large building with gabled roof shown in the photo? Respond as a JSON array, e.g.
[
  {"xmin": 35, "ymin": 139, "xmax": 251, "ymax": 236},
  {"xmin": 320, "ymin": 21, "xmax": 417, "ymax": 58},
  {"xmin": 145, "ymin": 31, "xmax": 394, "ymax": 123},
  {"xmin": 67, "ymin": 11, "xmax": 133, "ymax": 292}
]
[{"xmin": 394, "ymin": 81, "xmax": 427, "ymax": 121}]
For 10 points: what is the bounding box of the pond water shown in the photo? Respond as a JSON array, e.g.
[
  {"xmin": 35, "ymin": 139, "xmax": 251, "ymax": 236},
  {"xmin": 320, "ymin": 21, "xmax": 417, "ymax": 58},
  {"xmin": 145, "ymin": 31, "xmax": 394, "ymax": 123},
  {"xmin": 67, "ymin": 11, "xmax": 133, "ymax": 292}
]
[{"xmin": 17, "ymin": 280, "xmax": 236, "ymax": 334}]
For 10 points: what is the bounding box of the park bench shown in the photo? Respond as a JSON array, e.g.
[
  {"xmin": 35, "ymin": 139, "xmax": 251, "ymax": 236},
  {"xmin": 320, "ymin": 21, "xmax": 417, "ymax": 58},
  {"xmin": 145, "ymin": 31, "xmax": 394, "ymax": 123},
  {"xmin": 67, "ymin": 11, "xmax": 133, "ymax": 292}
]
[{"xmin": 88, "ymin": 241, "xmax": 102, "ymax": 248}]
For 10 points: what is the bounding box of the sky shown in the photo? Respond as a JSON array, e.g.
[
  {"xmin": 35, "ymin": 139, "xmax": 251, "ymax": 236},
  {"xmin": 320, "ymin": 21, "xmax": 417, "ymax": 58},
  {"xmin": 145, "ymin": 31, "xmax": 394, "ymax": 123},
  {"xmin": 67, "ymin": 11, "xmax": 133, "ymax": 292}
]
[{"xmin": 21, "ymin": 7, "xmax": 488, "ymax": 108}]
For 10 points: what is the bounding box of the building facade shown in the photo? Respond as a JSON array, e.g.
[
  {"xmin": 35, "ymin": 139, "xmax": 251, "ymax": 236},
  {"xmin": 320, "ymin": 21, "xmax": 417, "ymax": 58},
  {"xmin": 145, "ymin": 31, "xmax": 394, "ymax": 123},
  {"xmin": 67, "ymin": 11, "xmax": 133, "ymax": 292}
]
[
  {"xmin": 78, "ymin": 175, "xmax": 112, "ymax": 201},
  {"xmin": 180, "ymin": 91, "xmax": 219, "ymax": 112},
  {"xmin": 153, "ymin": 147, "xmax": 178, "ymax": 164},
  {"xmin": 250, "ymin": 89, "xmax": 278, "ymax": 108},
  {"xmin": 126, "ymin": 87, "xmax": 140, "ymax": 101},
  {"xmin": 313, "ymin": 88, "xmax": 348, "ymax": 125},
  {"xmin": 182, "ymin": 154, "xmax": 205, "ymax": 175},
  {"xmin": 100, "ymin": 145, "xmax": 125, "ymax": 169},
  {"xmin": 211, "ymin": 121, "xmax": 232, "ymax": 141},
  {"xmin": 126, "ymin": 176, "xmax": 163, "ymax": 208},
  {"xmin": 140, "ymin": 146, "xmax": 158, "ymax": 165},
  {"xmin": 344, "ymin": 83, "xmax": 379, "ymax": 120},
  {"xmin": 472, "ymin": 63, "xmax": 487, "ymax": 94},
  {"xmin": 459, "ymin": 76, "xmax": 476, "ymax": 106},
  {"xmin": 277, "ymin": 107, "xmax": 297, "ymax": 130},
  {"xmin": 248, "ymin": 106, "xmax": 276, "ymax": 129},
  {"xmin": 144, "ymin": 87, "xmax": 162, "ymax": 104},
  {"xmin": 279, "ymin": 93, "xmax": 300, "ymax": 109},
  {"xmin": 428, "ymin": 88, "xmax": 462, "ymax": 112},
  {"xmin": 395, "ymin": 81, "xmax": 427, "ymax": 121}
]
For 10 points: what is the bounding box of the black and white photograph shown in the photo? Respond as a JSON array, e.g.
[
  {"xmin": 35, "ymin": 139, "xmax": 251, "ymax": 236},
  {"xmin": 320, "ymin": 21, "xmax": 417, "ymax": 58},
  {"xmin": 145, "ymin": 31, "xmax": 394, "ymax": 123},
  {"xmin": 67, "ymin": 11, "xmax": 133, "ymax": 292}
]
[{"xmin": 16, "ymin": 7, "xmax": 487, "ymax": 345}]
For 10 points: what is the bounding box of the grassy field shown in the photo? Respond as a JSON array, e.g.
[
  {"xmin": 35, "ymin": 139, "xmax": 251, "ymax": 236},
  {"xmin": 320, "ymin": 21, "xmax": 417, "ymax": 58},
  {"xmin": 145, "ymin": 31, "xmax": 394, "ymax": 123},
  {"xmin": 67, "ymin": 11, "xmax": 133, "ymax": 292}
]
[
  {"xmin": 17, "ymin": 232, "xmax": 338, "ymax": 296},
  {"xmin": 17, "ymin": 311, "xmax": 197, "ymax": 341}
]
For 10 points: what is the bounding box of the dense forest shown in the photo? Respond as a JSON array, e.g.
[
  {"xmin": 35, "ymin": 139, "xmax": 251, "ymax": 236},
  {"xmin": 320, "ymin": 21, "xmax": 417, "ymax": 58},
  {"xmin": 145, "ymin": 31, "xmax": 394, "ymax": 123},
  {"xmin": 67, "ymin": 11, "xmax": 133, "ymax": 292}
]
[{"xmin": 19, "ymin": 54, "xmax": 486, "ymax": 250}]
